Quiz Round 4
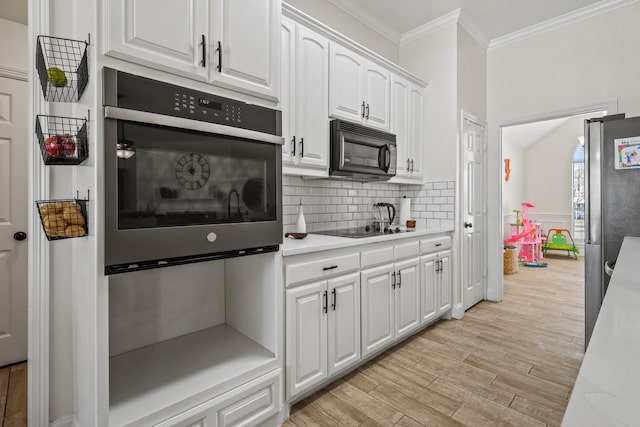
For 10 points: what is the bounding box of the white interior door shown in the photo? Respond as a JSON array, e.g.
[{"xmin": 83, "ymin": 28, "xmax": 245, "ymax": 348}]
[
  {"xmin": 462, "ymin": 115, "xmax": 487, "ymax": 310},
  {"xmin": 0, "ymin": 76, "xmax": 28, "ymax": 366}
]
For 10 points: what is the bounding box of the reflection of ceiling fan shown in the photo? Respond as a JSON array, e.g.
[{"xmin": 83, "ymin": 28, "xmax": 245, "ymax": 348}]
[{"xmin": 117, "ymin": 122, "xmax": 136, "ymax": 159}]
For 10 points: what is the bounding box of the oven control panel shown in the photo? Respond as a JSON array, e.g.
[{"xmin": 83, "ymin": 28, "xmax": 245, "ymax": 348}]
[{"xmin": 104, "ymin": 67, "xmax": 280, "ymax": 135}]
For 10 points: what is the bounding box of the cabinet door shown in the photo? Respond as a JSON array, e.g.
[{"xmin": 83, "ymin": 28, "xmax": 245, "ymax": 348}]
[
  {"xmin": 105, "ymin": 0, "xmax": 209, "ymax": 81},
  {"xmin": 408, "ymin": 83, "xmax": 424, "ymax": 179},
  {"xmin": 420, "ymin": 253, "xmax": 438, "ymax": 324},
  {"xmin": 327, "ymin": 273, "xmax": 361, "ymax": 376},
  {"xmin": 280, "ymin": 17, "xmax": 296, "ymax": 165},
  {"xmin": 438, "ymin": 251, "xmax": 452, "ymax": 314},
  {"xmin": 391, "ymin": 76, "xmax": 410, "ymax": 178},
  {"xmin": 211, "ymin": 0, "xmax": 280, "ymax": 100},
  {"xmin": 286, "ymin": 281, "xmax": 327, "ymax": 398},
  {"xmin": 395, "ymin": 258, "xmax": 421, "ymax": 339},
  {"xmin": 361, "ymin": 264, "xmax": 395, "ymax": 358},
  {"xmin": 329, "ymin": 43, "xmax": 365, "ymax": 123},
  {"xmin": 296, "ymin": 26, "xmax": 330, "ymax": 170},
  {"xmin": 363, "ymin": 61, "xmax": 391, "ymax": 131}
]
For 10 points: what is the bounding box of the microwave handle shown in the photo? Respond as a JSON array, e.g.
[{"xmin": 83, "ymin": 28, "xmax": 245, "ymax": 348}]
[{"xmin": 379, "ymin": 144, "xmax": 391, "ymax": 172}]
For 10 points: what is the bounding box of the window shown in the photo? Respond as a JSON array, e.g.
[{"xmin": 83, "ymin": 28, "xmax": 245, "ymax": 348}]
[{"xmin": 572, "ymin": 143, "xmax": 585, "ymax": 241}]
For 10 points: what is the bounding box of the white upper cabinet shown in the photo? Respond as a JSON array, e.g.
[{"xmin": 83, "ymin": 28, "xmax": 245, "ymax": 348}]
[
  {"xmin": 363, "ymin": 62, "xmax": 391, "ymax": 130},
  {"xmin": 329, "ymin": 43, "xmax": 390, "ymax": 131},
  {"xmin": 391, "ymin": 76, "xmax": 409, "ymax": 178},
  {"xmin": 408, "ymin": 83, "xmax": 425, "ymax": 180},
  {"xmin": 280, "ymin": 18, "xmax": 329, "ymax": 176},
  {"xmin": 390, "ymin": 77, "xmax": 424, "ymax": 184},
  {"xmin": 105, "ymin": 0, "xmax": 280, "ymax": 101},
  {"xmin": 210, "ymin": 0, "xmax": 280, "ymax": 100},
  {"xmin": 328, "ymin": 43, "xmax": 365, "ymax": 124},
  {"xmin": 105, "ymin": 0, "xmax": 210, "ymax": 81}
]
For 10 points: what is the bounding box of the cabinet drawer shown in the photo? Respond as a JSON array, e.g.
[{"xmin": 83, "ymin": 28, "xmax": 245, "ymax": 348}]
[
  {"xmin": 216, "ymin": 370, "xmax": 280, "ymax": 427},
  {"xmin": 395, "ymin": 240, "xmax": 419, "ymax": 260},
  {"xmin": 155, "ymin": 370, "xmax": 281, "ymax": 427},
  {"xmin": 361, "ymin": 246, "xmax": 394, "ymax": 269},
  {"xmin": 420, "ymin": 236, "xmax": 452, "ymax": 254},
  {"xmin": 286, "ymin": 253, "xmax": 360, "ymax": 287}
]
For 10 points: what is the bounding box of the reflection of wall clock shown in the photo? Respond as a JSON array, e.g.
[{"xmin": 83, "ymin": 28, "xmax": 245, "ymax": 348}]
[{"xmin": 175, "ymin": 153, "xmax": 210, "ymax": 190}]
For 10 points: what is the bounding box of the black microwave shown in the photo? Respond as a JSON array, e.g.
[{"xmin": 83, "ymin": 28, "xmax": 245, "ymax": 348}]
[{"xmin": 329, "ymin": 119, "xmax": 397, "ymax": 181}]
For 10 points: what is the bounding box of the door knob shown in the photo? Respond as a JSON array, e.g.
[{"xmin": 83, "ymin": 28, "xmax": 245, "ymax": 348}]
[
  {"xmin": 13, "ymin": 231, "xmax": 27, "ymax": 241},
  {"xmin": 464, "ymin": 222, "xmax": 473, "ymax": 228}
]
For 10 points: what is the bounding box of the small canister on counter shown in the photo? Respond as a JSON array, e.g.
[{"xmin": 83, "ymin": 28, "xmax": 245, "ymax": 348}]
[{"xmin": 503, "ymin": 245, "xmax": 518, "ymax": 274}]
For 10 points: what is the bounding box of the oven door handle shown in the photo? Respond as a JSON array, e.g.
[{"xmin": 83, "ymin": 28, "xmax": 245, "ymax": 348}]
[{"xmin": 104, "ymin": 106, "xmax": 284, "ymax": 145}]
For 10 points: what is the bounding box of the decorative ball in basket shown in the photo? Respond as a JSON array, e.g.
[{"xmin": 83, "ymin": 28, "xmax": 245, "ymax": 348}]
[{"xmin": 36, "ymin": 199, "xmax": 88, "ymax": 240}]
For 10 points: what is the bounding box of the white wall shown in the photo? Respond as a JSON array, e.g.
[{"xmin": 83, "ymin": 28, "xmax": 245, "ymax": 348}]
[
  {"xmin": 487, "ymin": 1, "xmax": 640, "ymax": 298},
  {"xmin": 400, "ymin": 24, "xmax": 458, "ymax": 182},
  {"xmin": 457, "ymin": 26, "xmax": 487, "ymax": 123},
  {"xmin": 488, "ymin": 2, "xmax": 640, "ymax": 122},
  {"xmin": 284, "ymin": 0, "xmax": 399, "ymax": 62},
  {"xmin": 0, "ymin": 18, "xmax": 28, "ymax": 72},
  {"xmin": 501, "ymin": 142, "xmax": 524, "ymax": 224},
  {"xmin": 523, "ymin": 116, "xmax": 584, "ymax": 215}
]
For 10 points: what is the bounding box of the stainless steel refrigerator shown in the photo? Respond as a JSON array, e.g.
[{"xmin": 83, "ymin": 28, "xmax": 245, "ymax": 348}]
[{"xmin": 584, "ymin": 113, "xmax": 640, "ymax": 347}]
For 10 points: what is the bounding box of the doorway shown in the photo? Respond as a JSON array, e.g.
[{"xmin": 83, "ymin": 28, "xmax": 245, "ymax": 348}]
[
  {"xmin": 491, "ymin": 103, "xmax": 613, "ymax": 303},
  {"xmin": 0, "ymin": 74, "xmax": 29, "ymax": 368}
]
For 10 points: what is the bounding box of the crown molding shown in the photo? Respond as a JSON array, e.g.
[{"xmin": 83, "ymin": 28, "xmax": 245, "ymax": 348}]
[
  {"xmin": 324, "ymin": 0, "xmax": 401, "ymax": 44},
  {"xmin": 0, "ymin": 65, "xmax": 28, "ymax": 81},
  {"xmin": 489, "ymin": 0, "xmax": 639, "ymax": 50},
  {"xmin": 400, "ymin": 8, "xmax": 460, "ymax": 46},
  {"xmin": 458, "ymin": 10, "xmax": 489, "ymax": 50}
]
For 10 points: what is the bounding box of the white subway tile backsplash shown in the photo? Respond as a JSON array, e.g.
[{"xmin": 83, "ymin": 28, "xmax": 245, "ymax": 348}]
[{"xmin": 282, "ymin": 178, "xmax": 456, "ymax": 232}]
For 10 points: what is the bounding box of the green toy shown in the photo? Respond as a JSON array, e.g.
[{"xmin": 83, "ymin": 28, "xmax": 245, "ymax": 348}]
[{"xmin": 542, "ymin": 228, "xmax": 579, "ymax": 260}]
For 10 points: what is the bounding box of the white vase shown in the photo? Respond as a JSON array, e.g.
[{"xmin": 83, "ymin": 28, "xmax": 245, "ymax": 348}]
[{"xmin": 295, "ymin": 204, "xmax": 306, "ymax": 233}]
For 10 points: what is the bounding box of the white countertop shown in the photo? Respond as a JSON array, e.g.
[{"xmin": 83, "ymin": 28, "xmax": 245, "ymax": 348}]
[
  {"xmin": 562, "ymin": 236, "xmax": 640, "ymax": 426},
  {"xmin": 281, "ymin": 226, "xmax": 453, "ymax": 256}
]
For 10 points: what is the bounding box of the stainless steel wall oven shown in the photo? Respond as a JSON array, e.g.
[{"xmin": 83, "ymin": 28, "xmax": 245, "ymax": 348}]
[{"xmin": 103, "ymin": 68, "xmax": 282, "ymax": 274}]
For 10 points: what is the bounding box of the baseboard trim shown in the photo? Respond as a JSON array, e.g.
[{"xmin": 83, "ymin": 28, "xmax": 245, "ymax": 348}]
[
  {"xmin": 50, "ymin": 415, "xmax": 74, "ymax": 427},
  {"xmin": 451, "ymin": 303, "xmax": 465, "ymax": 319}
]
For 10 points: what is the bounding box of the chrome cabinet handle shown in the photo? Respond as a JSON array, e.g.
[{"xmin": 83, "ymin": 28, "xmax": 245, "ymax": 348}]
[
  {"xmin": 410, "ymin": 159, "xmax": 414, "ymax": 172},
  {"xmin": 361, "ymin": 101, "xmax": 365, "ymax": 118},
  {"xmin": 331, "ymin": 288, "xmax": 336, "ymax": 311},
  {"xmin": 392, "ymin": 271, "xmax": 396, "ymax": 289},
  {"xmin": 300, "ymin": 138, "xmax": 304, "ymax": 157},
  {"xmin": 365, "ymin": 103, "xmax": 370, "ymax": 119},
  {"xmin": 291, "ymin": 136, "xmax": 296, "ymax": 156},
  {"xmin": 406, "ymin": 158, "xmax": 410, "ymax": 171},
  {"xmin": 200, "ymin": 35, "xmax": 206, "ymax": 67},
  {"xmin": 216, "ymin": 40, "xmax": 222, "ymax": 72},
  {"xmin": 397, "ymin": 270, "xmax": 401, "ymax": 288},
  {"xmin": 323, "ymin": 291, "xmax": 328, "ymax": 314}
]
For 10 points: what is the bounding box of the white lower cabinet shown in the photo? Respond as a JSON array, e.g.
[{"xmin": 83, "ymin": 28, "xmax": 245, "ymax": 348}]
[
  {"xmin": 286, "ymin": 272, "xmax": 360, "ymax": 399},
  {"xmin": 284, "ymin": 234, "xmax": 451, "ymax": 402},
  {"xmin": 155, "ymin": 369, "xmax": 281, "ymax": 427},
  {"xmin": 360, "ymin": 263, "xmax": 395, "ymax": 357},
  {"xmin": 420, "ymin": 249, "xmax": 452, "ymax": 322},
  {"xmin": 395, "ymin": 257, "xmax": 421, "ymax": 338},
  {"xmin": 361, "ymin": 256, "xmax": 421, "ymax": 358},
  {"xmin": 361, "ymin": 240, "xmax": 421, "ymax": 358}
]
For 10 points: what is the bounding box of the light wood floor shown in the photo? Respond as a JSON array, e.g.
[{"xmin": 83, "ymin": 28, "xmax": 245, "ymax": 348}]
[
  {"xmin": 284, "ymin": 255, "xmax": 585, "ymax": 427},
  {"xmin": 0, "ymin": 362, "xmax": 27, "ymax": 427}
]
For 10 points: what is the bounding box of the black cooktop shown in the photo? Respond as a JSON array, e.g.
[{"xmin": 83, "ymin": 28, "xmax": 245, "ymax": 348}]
[{"xmin": 315, "ymin": 226, "xmax": 409, "ymax": 238}]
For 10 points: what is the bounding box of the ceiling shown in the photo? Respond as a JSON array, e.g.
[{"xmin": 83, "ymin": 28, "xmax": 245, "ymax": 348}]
[
  {"xmin": 2, "ymin": 0, "xmax": 630, "ymax": 42},
  {"xmin": 0, "ymin": 0, "xmax": 27, "ymax": 24},
  {"xmin": 502, "ymin": 112, "xmax": 603, "ymax": 151},
  {"xmin": 327, "ymin": 0, "xmax": 627, "ymax": 44}
]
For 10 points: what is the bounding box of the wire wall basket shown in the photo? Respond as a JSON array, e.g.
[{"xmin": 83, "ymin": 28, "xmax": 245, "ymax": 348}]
[
  {"xmin": 36, "ymin": 35, "xmax": 89, "ymax": 102},
  {"xmin": 35, "ymin": 114, "xmax": 88, "ymax": 165},
  {"xmin": 36, "ymin": 198, "xmax": 88, "ymax": 241}
]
